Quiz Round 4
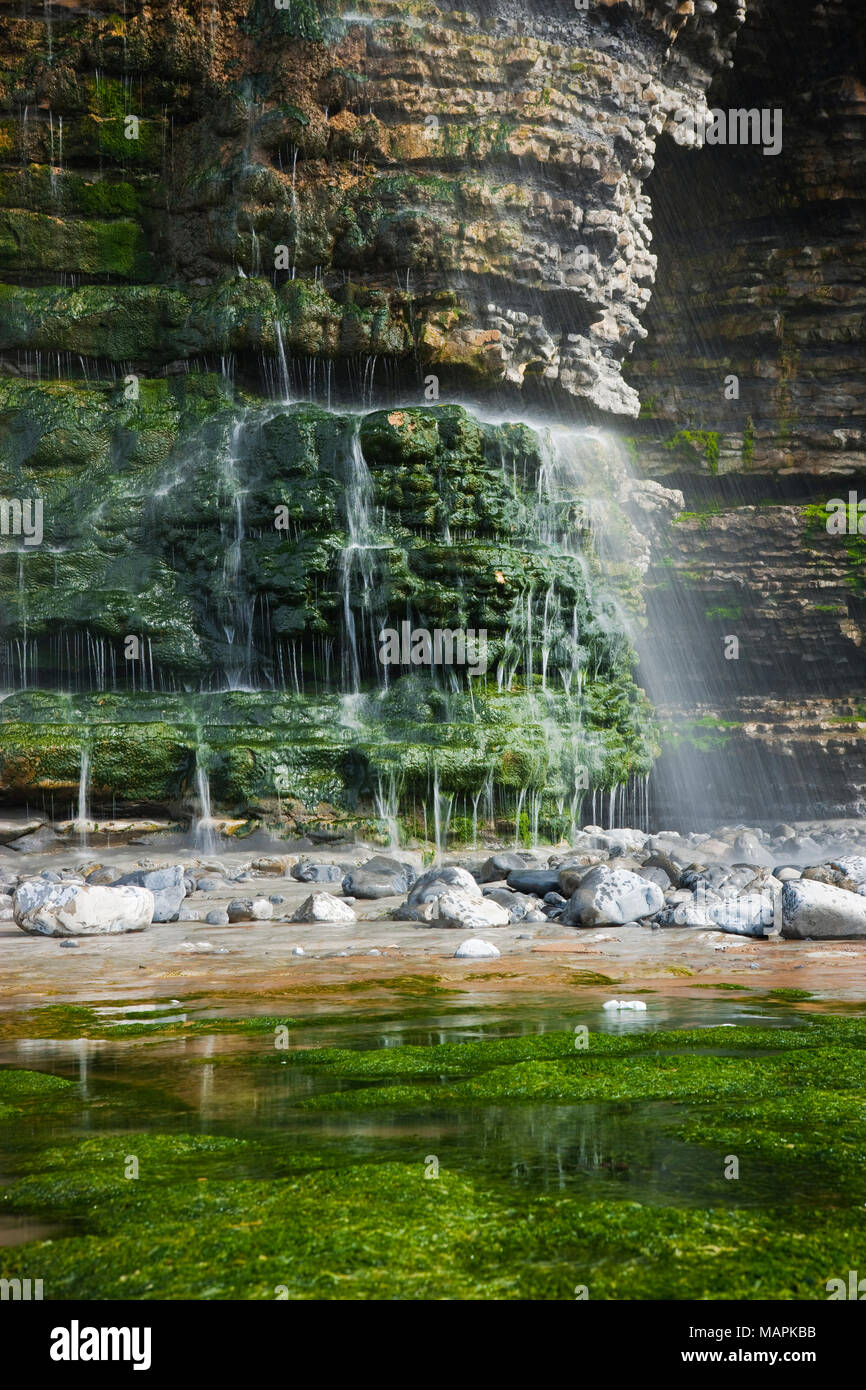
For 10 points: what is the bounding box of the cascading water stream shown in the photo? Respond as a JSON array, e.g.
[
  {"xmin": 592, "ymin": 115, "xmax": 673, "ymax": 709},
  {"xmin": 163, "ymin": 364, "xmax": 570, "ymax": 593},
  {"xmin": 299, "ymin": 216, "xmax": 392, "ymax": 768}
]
[
  {"xmin": 192, "ymin": 745, "xmax": 216, "ymax": 854},
  {"xmin": 273, "ymin": 321, "xmax": 291, "ymax": 403},
  {"xmin": 216, "ymin": 417, "xmax": 257, "ymax": 691},
  {"xmin": 432, "ymin": 765, "xmax": 452, "ymax": 862},
  {"xmin": 339, "ymin": 424, "xmax": 388, "ymax": 694},
  {"xmin": 374, "ymin": 770, "xmax": 401, "ymax": 849},
  {"xmin": 492, "ymin": 426, "xmax": 645, "ymax": 834},
  {"xmin": 75, "ymin": 743, "xmax": 90, "ymax": 847}
]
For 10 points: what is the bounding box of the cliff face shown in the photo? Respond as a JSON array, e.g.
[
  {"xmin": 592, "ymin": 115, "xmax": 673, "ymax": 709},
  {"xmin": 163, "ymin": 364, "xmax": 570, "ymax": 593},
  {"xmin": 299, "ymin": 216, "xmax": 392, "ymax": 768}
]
[
  {"xmin": 627, "ymin": 0, "xmax": 866, "ymax": 821},
  {"xmin": 0, "ymin": 389, "xmax": 656, "ymax": 828},
  {"xmin": 0, "ymin": 0, "xmax": 734, "ymax": 827},
  {"xmin": 0, "ymin": 0, "xmax": 743, "ymax": 414},
  {"xmin": 1, "ymin": 0, "xmax": 863, "ymax": 830}
]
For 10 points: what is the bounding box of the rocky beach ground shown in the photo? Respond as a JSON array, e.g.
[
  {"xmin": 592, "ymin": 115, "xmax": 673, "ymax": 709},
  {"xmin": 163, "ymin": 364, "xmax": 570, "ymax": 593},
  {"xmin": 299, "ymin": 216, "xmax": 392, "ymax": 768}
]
[{"xmin": 4, "ymin": 817, "xmax": 866, "ymax": 1002}]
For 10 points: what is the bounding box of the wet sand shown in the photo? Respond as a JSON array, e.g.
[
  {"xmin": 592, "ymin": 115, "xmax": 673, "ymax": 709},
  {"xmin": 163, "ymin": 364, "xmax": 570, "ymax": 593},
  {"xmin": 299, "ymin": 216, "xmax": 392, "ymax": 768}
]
[{"xmin": 2, "ymin": 845, "xmax": 865, "ymax": 1017}]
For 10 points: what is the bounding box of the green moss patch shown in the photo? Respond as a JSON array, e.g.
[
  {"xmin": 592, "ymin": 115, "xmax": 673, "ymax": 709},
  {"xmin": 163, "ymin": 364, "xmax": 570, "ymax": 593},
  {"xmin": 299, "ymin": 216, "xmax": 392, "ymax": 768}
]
[{"xmin": 1, "ymin": 1016, "xmax": 865, "ymax": 1299}]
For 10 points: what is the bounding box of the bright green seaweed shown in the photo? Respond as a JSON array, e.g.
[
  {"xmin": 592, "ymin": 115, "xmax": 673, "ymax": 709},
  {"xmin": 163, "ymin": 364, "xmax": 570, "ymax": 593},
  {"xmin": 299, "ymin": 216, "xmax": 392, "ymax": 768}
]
[{"xmin": 1, "ymin": 1012, "xmax": 864, "ymax": 1299}]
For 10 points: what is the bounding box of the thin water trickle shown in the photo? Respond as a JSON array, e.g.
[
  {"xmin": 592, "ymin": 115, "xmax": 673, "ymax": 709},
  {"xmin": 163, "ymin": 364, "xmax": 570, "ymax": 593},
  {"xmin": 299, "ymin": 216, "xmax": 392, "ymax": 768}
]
[
  {"xmin": 193, "ymin": 747, "xmax": 216, "ymax": 853},
  {"xmin": 76, "ymin": 744, "xmax": 90, "ymax": 847},
  {"xmin": 339, "ymin": 425, "xmax": 388, "ymax": 694},
  {"xmin": 432, "ymin": 766, "xmax": 452, "ymax": 862},
  {"xmin": 273, "ymin": 321, "xmax": 291, "ymax": 402},
  {"xmin": 374, "ymin": 770, "xmax": 401, "ymax": 848}
]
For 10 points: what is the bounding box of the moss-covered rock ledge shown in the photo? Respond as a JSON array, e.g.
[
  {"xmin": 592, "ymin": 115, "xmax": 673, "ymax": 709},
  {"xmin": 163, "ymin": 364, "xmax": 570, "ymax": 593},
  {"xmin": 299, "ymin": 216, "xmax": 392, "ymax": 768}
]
[{"xmin": 0, "ymin": 388, "xmax": 655, "ymax": 828}]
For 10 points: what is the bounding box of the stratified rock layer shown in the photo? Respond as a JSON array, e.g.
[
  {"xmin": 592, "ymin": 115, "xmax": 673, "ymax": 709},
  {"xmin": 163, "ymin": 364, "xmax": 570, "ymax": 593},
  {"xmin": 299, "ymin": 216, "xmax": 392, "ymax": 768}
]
[
  {"xmin": 625, "ymin": 0, "xmax": 866, "ymax": 821},
  {"xmin": 0, "ymin": 0, "xmax": 744, "ymax": 412}
]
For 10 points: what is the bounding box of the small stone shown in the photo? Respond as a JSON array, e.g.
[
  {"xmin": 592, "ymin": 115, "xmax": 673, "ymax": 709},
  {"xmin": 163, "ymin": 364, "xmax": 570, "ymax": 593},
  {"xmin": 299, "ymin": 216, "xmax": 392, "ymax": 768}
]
[{"xmin": 454, "ymin": 937, "xmax": 501, "ymax": 959}]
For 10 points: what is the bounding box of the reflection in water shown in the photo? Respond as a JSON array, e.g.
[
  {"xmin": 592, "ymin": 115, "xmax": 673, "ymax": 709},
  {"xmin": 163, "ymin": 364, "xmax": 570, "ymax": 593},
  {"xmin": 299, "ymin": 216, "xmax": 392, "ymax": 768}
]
[{"xmin": 0, "ymin": 994, "xmax": 826, "ymax": 1214}]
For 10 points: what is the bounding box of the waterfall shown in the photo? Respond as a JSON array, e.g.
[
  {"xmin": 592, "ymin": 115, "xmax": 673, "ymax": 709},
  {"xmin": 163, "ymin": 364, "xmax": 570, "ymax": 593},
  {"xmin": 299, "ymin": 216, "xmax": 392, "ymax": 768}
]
[
  {"xmin": 471, "ymin": 773, "xmax": 492, "ymax": 848},
  {"xmin": 44, "ymin": 0, "xmax": 53, "ymax": 65},
  {"xmin": 374, "ymin": 770, "xmax": 401, "ymax": 848},
  {"xmin": 339, "ymin": 425, "xmax": 386, "ymax": 693},
  {"xmin": 217, "ymin": 417, "xmax": 257, "ymax": 690},
  {"xmin": 193, "ymin": 750, "xmax": 216, "ymax": 853},
  {"xmin": 273, "ymin": 321, "xmax": 291, "ymax": 402},
  {"xmin": 76, "ymin": 745, "xmax": 90, "ymax": 846},
  {"xmin": 513, "ymin": 786, "xmax": 526, "ymax": 848},
  {"xmin": 49, "ymin": 110, "xmax": 57, "ymax": 197},
  {"xmin": 432, "ymin": 766, "xmax": 452, "ymax": 862},
  {"xmin": 488, "ymin": 425, "xmax": 640, "ymax": 835}
]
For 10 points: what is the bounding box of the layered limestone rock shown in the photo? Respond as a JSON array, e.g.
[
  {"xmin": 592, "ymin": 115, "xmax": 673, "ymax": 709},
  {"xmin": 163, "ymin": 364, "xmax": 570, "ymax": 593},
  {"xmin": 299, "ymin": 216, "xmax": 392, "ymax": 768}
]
[
  {"xmin": 624, "ymin": 0, "xmax": 866, "ymax": 820},
  {"xmin": 0, "ymin": 0, "xmax": 744, "ymax": 413}
]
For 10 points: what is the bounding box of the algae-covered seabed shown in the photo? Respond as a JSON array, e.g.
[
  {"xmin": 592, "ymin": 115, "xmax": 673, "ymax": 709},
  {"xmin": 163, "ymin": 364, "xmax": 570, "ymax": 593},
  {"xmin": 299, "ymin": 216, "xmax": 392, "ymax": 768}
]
[{"xmin": 1, "ymin": 948, "xmax": 865, "ymax": 1301}]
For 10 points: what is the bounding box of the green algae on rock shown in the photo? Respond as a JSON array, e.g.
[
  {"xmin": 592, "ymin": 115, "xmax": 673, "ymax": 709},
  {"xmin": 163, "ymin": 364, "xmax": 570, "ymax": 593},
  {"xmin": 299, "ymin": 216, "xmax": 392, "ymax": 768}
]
[{"xmin": 1, "ymin": 390, "xmax": 657, "ymax": 827}]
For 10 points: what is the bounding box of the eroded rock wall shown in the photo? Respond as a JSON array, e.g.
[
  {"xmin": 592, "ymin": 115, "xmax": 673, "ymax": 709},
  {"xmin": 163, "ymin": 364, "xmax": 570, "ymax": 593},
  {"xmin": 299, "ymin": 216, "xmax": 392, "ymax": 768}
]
[
  {"xmin": 627, "ymin": 0, "xmax": 866, "ymax": 820},
  {"xmin": 0, "ymin": 0, "xmax": 743, "ymax": 413}
]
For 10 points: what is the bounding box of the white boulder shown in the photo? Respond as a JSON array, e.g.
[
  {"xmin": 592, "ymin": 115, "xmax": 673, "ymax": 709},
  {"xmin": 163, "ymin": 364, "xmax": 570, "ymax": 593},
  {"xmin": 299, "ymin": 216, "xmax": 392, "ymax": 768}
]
[
  {"xmin": 782, "ymin": 879, "xmax": 866, "ymax": 939},
  {"xmin": 290, "ymin": 892, "xmax": 357, "ymax": 923},
  {"xmin": 14, "ymin": 879, "xmax": 153, "ymax": 936},
  {"xmin": 407, "ymin": 866, "xmax": 482, "ymax": 906},
  {"xmin": 707, "ymin": 892, "xmax": 777, "ymax": 936},
  {"xmin": 563, "ymin": 866, "xmax": 664, "ymax": 927}
]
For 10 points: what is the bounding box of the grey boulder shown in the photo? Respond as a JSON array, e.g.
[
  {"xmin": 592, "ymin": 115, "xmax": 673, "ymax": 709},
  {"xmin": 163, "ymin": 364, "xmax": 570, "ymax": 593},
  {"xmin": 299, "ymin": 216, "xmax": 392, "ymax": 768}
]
[
  {"xmin": 291, "ymin": 861, "xmax": 344, "ymax": 883},
  {"xmin": 342, "ymin": 856, "xmax": 417, "ymax": 899},
  {"xmin": 115, "ymin": 865, "xmax": 186, "ymax": 922},
  {"xmin": 227, "ymin": 897, "xmax": 273, "ymax": 922},
  {"xmin": 782, "ymin": 879, "xmax": 866, "ymax": 939},
  {"xmin": 484, "ymin": 888, "xmax": 539, "ymax": 921},
  {"xmin": 407, "ymin": 865, "xmax": 480, "ymax": 906},
  {"xmin": 477, "ymin": 852, "xmax": 534, "ymax": 883},
  {"xmin": 505, "ymin": 868, "xmax": 560, "ymax": 895},
  {"xmin": 562, "ymin": 866, "xmax": 665, "ymax": 928}
]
